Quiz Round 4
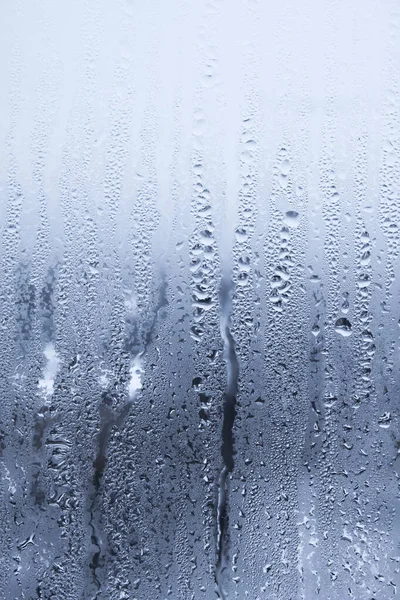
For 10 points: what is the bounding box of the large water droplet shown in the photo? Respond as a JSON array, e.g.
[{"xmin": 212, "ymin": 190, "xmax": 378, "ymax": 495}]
[
  {"xmin": 235, "ymin": 227, "xmax": 248, "ymax": 243},
  {"xmin": 334, "ymin": 317, "xmax": 352, "ymax": 337},
  {"xmin": 284, "ymin": 210, "xmax": 300, "ymax": 228},
  {"xmin": 280, "ymin": 158, "xmax": 291, "ymax": 175}
]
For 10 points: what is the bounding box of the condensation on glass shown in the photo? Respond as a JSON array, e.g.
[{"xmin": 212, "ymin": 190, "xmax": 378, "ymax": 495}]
[{"xmin": 0, "ymin": 1, "xmax": 399, "ymax": 599}]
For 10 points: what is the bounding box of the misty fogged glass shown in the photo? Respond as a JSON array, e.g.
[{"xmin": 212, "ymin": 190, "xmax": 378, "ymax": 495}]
[{"xmin": 0, "ymin": 1, "xmax": 399, "ymax": 599}]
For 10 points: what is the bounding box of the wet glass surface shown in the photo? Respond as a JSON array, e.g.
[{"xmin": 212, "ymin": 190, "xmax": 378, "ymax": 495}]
[{"xmin": 0, "ymin": 1, "xmax": 399, "ymax": 598}]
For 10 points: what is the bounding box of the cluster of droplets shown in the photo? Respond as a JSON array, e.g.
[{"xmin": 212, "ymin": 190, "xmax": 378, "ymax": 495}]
[
  {"xmin": 233, "ymin": 119, "xmax": 258, "ymax": 313},
  {"xmin": 356, "ymin": 231, "xmax": 375, "ymax": 385},
  {"xmin": 269, "ymin": 210, "xmax": 299, "ymax": 312},
  {"xmin": 267, "ymin": 149, "xmax": 301, "ymax": 314},
  {"xmin": 189, "ymin": 112, "xmax": 218, "ymax": 343}
]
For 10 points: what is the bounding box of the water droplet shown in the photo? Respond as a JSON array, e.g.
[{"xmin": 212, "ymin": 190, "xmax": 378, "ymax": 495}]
[
  {"xmin": 284, "ymin": 210, "xmax": 300, "ymax": 228},
  {"xmin": 378, "ymin": 412, "xmax": 391, "ymax": 428},
  {"xmin": 280, "ymin": 158, "xmax": 291, "ymax": 175},
  {"xmin": 235, "ymin": 227, "xmax": 248, "ymax": 243},
  {"xmin": 360, "ymin": 251, "xmax": 371, "ymax": 266},
  {"xmin": 335, "ymin": 317, "xmax": 352, "ymax": 337},
  {"xmin": 279, "ymin": 173, "xmax": 289, "ymax": 189},
  {"xmin": 240, "ymin": 150, "xmax": 252, "ymax": 164}
]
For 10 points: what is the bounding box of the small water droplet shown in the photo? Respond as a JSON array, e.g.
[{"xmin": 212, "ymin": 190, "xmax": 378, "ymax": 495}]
[
  {"xmin": 240, "ymin": 150, "xmax": 252, "ymax": 164},
  {"xmin": 295, "ymin": 184, "xmax": 304, "ymax": 197},
  {"xmin": 378, "ymin": 412, "xmax": 391, "ymax": 428},
  {"xmin": 311, "ymin": 325, "xmax": 320, "ymax": 337}
]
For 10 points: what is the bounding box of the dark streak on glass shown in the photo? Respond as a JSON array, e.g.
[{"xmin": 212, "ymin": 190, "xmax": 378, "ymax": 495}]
[
  {"xmin": 216, "ymin": 275, "xmax": 239, "ymax": 599},
  {"xmin": 87, "ymin": 273, "xmax": 168, "ymax": 596}
]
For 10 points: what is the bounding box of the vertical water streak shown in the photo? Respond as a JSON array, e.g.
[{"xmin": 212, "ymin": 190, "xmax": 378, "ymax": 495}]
[{"xmin": 216, "ymin": 274, "xmax": 239, "ymax": 598}]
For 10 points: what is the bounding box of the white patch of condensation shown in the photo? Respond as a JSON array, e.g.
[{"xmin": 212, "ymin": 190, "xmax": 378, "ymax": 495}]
[
  {"xmin": 128, "ymin": 353, "xmax": 144, "ymax": 399},
  {"xmin": 38, "ymin": 343, "xmax": 60, "ymax": 398},
  {"xmin": 2, "ymin": 465, "xmax": 16, "ymax": 495},
  {"xmin": 99, "ymin": 370, "xmax": 111, "ymax": 389},
  {"xmin": 124, "ymin": 289, "xmax": 138, "ymax": 313}
]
